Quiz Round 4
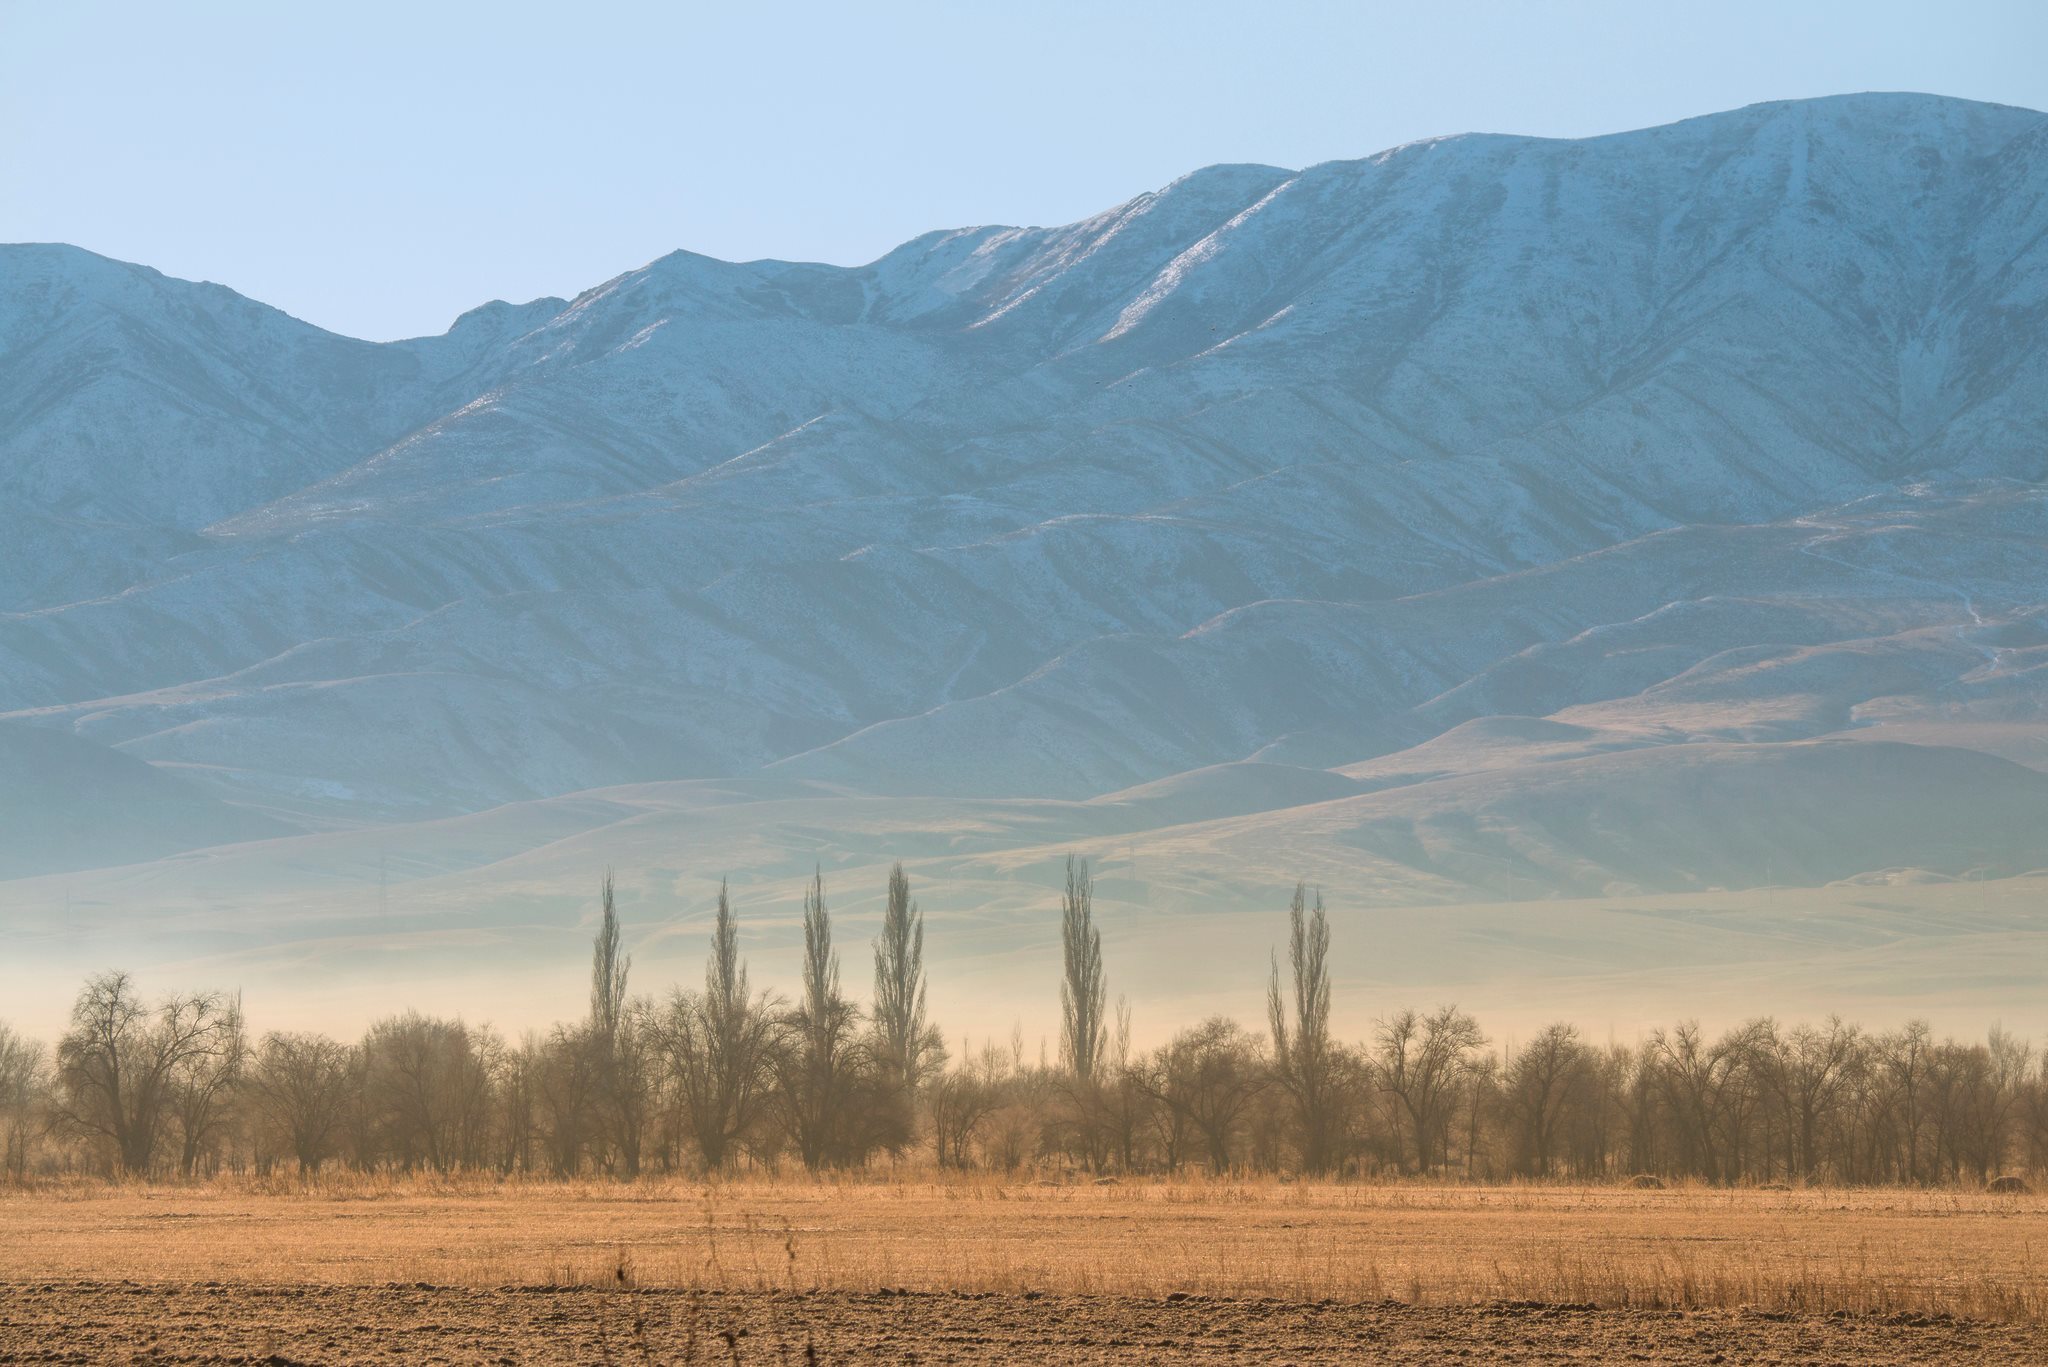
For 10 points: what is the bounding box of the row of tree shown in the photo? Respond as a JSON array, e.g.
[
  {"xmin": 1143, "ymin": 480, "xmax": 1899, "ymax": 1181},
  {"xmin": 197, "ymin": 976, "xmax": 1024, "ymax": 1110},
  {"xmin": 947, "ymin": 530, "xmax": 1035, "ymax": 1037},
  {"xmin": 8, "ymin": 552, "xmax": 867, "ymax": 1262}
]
[{"xmin": 1, "ymin": 860, "xmax": 2042, "ymax": 1185}]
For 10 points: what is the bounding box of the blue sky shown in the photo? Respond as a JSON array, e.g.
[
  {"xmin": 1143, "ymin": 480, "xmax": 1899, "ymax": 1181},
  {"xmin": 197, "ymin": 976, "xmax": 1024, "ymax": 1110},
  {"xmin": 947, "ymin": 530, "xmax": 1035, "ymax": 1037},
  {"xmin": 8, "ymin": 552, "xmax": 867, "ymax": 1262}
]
[{"xmin": 4, "ymin": 0, "xmax": 2044, "ymax": 341}]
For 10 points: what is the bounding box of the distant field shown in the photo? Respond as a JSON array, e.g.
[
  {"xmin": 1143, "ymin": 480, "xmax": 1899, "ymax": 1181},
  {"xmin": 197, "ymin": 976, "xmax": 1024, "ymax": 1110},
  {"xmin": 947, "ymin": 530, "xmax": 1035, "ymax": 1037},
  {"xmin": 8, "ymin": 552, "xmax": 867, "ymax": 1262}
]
[{"xmin": 3, "ymin": 1176, "xmax": 2045, "ymax": 1362}]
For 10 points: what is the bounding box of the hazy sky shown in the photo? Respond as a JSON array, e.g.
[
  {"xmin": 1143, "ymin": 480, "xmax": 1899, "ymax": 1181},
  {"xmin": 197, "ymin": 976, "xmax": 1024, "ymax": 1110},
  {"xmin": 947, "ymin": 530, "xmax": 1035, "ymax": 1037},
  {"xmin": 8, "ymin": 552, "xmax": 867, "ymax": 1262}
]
[{"xmin": 5, "ymin": 0, "xmax": 2045, "ymax": 341}]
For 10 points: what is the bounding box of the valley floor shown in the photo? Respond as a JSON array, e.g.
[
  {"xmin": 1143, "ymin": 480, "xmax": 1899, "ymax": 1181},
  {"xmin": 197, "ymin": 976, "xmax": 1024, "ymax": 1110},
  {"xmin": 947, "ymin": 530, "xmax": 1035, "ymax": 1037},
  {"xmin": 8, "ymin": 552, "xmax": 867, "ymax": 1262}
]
[{"xmin": 1, "ymin": 1178, "xmax": 2044, "ymax": 1360}]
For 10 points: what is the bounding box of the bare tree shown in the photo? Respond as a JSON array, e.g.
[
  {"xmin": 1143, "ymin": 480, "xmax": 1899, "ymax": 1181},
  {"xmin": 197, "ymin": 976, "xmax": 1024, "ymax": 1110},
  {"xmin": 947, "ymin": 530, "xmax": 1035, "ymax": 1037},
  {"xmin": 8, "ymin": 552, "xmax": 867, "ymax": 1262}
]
[
  {"xmin": 1373, "ymin": 1005, "xmax": 1485, "ymax": 1174},
  {"xmin": 359, "ymin": 1012, "xmax": 500, "ymax": 1172},
  {"xmin": 533, "ymin": 1024, "xmax": 598, "ymax": 1175},
  {"xmin": 1876, "ymin": 1020, "xmax": 1933, "ymax": 1183},
  {"xmin": 499, "ymin": 1034, "xmax": 543, "ymax": 1174},
  {"xmin": 1504, "ymin": 1022, "xmax": 1589, "ymax": 1177},
  {"xmin": 1646, "ymin": 1019, "xmax": 1770, "ymax": 1183},
  {"xmin": 2026, "ymin": 1051, "xmax": 2048, "ymax": 1176},
  {"xmin": 1765, "ymin": 1015, "xmax": 1863, "ymax": 1180},
  {"xmin": 168, "ymin": 993, "xmax": 246, "ymax": 1177},
  {"xmin": 1268, "ymin": 883, "xmax": 1341, "ymax": 1174},
  {"xmin": 1974, "ymin": 1032, "xmax": 2039, "ymax": 1180},
  {"xmin": 0, "ymin": 1023, "xmax": 47, "ymax": 1180},
  {"xmin": 56, "ymin": 972, "xmax": 239, "ymax": 1175},
  {"xmin": 608, "ymin": 998, "xmax": 658, "ymax": 1178},
  {"xmin": 1132, "ymin": 1017, "xmax": 1267, "ymax": 1171},
  {"xmin": 247, "ymin": 1031, "xmax": 354, "ymax": 1174},
  {"xmin": 1101, "ymin": 994, "xmax": 1144, "ymax": 1172},
  {"xmin": 929, "ymin": 1037, "xmax": 1008, "ymax": 1169}
]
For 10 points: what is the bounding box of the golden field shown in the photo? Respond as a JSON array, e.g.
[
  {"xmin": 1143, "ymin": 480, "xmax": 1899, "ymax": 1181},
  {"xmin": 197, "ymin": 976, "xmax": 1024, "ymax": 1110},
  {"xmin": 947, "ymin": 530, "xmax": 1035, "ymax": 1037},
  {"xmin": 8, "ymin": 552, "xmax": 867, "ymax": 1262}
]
[
  {"xmin": 6, "ymin": 1175, "xmax": 2047, "ymax": 1362},
  {"xmin": 3, "ymin": 1173, "xmax": 2043, "ymax": 1317}
]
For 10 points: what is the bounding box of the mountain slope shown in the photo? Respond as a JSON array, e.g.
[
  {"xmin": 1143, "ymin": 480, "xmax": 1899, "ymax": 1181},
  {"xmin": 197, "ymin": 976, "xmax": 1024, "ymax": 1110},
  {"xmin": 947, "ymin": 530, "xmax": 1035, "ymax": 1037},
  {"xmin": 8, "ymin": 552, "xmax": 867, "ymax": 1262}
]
[
  {"xmin": 0, "ymin": 92, "xmax": 2044, "ymax": 900},
  {"xmin": 0, "ymin": 721, "xmax": 284, "ymax": 877}
]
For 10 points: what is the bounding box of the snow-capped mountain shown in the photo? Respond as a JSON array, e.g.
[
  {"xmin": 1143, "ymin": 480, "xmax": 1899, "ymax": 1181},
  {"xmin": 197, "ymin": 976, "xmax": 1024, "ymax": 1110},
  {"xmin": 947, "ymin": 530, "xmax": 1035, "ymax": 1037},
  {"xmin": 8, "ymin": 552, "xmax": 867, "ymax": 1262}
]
[{"xmin": 2, "ymin": 92, "xmax": 2046, "ymax": 920}]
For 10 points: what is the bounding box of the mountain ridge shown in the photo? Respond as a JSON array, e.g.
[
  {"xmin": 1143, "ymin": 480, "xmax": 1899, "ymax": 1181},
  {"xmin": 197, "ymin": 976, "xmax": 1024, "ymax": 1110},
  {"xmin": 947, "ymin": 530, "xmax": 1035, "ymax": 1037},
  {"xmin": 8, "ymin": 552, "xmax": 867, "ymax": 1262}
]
[{"xmin": 0, "ymin": 91, "xmax": 2044, "ymax": 915}]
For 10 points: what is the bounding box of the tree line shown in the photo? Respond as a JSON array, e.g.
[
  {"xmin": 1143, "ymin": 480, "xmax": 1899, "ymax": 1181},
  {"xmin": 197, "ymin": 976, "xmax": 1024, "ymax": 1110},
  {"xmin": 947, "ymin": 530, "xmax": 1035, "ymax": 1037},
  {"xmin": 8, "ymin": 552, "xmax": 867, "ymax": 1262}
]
[{"xmin": 0, "ymin": 859, "xmax": 2042, "ymax": 1186}]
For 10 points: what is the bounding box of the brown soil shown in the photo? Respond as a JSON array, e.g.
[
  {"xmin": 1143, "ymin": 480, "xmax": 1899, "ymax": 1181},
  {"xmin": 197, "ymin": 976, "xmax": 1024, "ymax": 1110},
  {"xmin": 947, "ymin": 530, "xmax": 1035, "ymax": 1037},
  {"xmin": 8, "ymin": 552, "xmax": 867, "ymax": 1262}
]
[{"xmin": 4, "ymin": 1281, "xmax": 2043, "ymax": 1364}]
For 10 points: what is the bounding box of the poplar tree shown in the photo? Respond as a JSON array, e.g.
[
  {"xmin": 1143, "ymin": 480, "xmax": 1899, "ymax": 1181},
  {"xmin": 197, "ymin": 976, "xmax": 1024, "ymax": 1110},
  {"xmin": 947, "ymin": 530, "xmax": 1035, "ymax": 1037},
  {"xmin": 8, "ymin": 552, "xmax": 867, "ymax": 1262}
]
[
  {"xmin": 783, "ymin": 868, "xmax": 859, "ymax": 1169},
  {"xmin": 590, "ymin": 870, "xmax": 628, "ymax": 1045},
  {"xmin": 872, "ymin": 862, "xmax": 943, "ymax": 1112},
  {"xmin": 1268, "ymin": 883, "xmax": 1340, "ymax": 1173},
  {"xmin": 1059, "ymin": 855, "xmax": 1106, "ymax": 1084},
  {"xmin": 658, "ymin": 882, "xmax": 782, "ymax": 1171}
]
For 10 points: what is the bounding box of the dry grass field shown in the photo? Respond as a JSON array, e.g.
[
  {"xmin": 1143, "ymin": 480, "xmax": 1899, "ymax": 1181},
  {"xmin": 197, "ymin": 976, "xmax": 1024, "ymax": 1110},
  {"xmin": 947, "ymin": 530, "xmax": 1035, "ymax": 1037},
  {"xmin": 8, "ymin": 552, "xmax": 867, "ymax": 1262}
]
[{"xmin": 3, "ymin": 1174, "xmax": 2045, "ymax": 1362}]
